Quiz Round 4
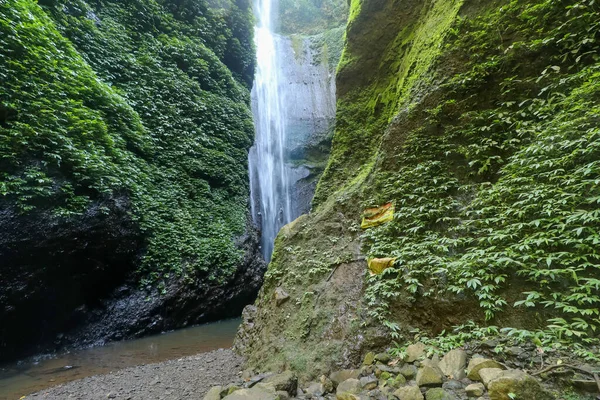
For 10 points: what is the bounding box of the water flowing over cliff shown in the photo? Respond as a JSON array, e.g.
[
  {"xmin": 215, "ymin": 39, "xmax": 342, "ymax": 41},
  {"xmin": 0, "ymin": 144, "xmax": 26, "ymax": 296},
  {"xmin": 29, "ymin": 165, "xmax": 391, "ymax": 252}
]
[
  {"xmin": 249, "ymin": 0, "xmax": 337, "ymax": 260},
  {"xmin": 249, "ymin": 0, "xmax": 292, "ymax": 260}
]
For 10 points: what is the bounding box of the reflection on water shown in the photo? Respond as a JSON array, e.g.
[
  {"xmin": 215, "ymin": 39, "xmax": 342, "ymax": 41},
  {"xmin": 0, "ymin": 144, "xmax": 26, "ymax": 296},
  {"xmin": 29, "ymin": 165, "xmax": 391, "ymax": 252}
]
[{"xmin": 0, "ymin": 318, "xmax": 241, "ymax": 400}]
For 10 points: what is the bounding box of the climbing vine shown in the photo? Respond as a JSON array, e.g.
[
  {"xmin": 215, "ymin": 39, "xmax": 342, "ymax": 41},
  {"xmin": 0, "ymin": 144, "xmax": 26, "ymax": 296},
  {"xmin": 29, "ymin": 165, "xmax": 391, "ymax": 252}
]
[{"xmin": 360, "ymin": 0, "xmax": 600, "ymax": 346}]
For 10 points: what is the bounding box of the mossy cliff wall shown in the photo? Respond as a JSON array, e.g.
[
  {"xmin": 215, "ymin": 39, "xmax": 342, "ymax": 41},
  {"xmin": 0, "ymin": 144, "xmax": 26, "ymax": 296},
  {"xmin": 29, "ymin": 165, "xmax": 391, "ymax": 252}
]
[
  {"xmin": 237, "ymin": 0, "xmax": 600, "ymax": 379},
  {"xmin": 0, "ymin": 0, "xmax": 263, "ymax": 361}
]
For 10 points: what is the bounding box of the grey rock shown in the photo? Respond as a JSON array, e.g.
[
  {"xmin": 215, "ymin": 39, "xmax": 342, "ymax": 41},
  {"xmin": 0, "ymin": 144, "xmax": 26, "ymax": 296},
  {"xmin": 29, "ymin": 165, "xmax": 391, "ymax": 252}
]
[
  {"xmin": 465, "ymin": 383, "xmax": 485, "ymax": 397},
  {"xmin": 336, "ymin": 379, "xmax": 362, "ymax": 396},
  {"xmin": 487, "ymin": 370, "xmax": 552, "ymax": 400},
  {"xmin": 425, "ymin": 388, "xmax": 457, "ymax": 400},
  {"xmin": 331, "ymin": 370, "xmax": 361, "ymax": 386},
  {"xmin": 439, "ymin": 350, "xmax": 467, "ymax": 380},
  {"xmin": 203, "ymin": 386, "xmax": 223, "ymax": 400},
  {"xmin": 441, "ymin": 380, "xmax": 462, "ymax": 391},
  {"xmin": 360, "ymin": 375, "xmax": 378, "ymax": 391},
  {"xmin": 274, "ymin": 287, "xmax": 290, "ymax": 306},
  {"xmin": 399, "ymin": 364, "xmax": 418, "ymax": 379},
  {"xmin": 393, "ymin": 385, "xmax": 424, "ymax": 400},
  {"xmin": 478, "ymin": 368, "xmax": 503, "ymax": 388},
  {"xmin": 416, "ymin": 366, "xmax": 443, "ymax": 388},
  {"xmin": 466, "ymin": 359, "xmax": 504, "ymax": 381},
  {"xmin": 263, "ymin": 371, "xmax": 298, "ymax": 395},
  {"xmin": 405, "ymin": 343, "xmax": 427, "ymax": 363}
]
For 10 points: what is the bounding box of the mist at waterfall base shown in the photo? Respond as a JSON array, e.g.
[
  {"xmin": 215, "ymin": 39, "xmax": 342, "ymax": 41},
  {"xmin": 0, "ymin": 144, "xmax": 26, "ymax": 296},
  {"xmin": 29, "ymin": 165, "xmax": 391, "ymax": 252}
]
[{"xmin": 249, "ymin": 0, "xmax": 337, "ymax": 261}]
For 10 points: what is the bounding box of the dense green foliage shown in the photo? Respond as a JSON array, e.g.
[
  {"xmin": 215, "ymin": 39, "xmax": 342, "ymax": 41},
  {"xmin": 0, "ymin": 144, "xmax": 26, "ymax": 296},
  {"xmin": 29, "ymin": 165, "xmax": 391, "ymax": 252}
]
[
  {"xmin": 354, "ymin": 0, "xmax": 600, "ymax": 346},
  {"xmin": 277, "ymin": 0, "xmax": 347, "ymax": 36},
  {"xmin": 0, "ymin": 0, "xmax": 255, "ymax": 283}
]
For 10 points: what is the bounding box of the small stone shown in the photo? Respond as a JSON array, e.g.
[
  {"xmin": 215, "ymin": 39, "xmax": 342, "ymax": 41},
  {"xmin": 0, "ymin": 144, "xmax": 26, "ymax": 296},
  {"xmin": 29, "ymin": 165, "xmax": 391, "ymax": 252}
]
[
  {"xmin": 222, "ymin": 385, "xmax": 278, "ymax": 400},
  {"xmin": 364, "ymin": 352, "xmax": 376, "ymax": 365},
  {"xmin": 379, "ymin": 371, "xmax": 391, "ymax": 381},
  {"xmin": 375, "ymin": 353, "xmax": 391, "ymax": 364},
  {"xmin": 361, "ymin": 365, "xmax": 375, "ymax": 376},
  {"xmin": 336, "ymin": 379, "xmax": 362, "ymax": 396},
  {"xmin": 306, "ymin": 382, "xmax": 325, "ymax": 397},
  {"xmin": 320, "ymin": 375, "xmax": 334, "ymax": 393},
  {"xmin": 225, "ymin": 384, "xmax": 241, "ymax": 395},
  {"xmin": 393, "ymin": 385, "xmax": 424, "ymax": 400},
  {"xmin": 406, "ymin": 343, "xmax": 427, "ymax": 363},
  {"xmin": 478, "ymin": 368, "xmax": 503, "ymax": 387},
  {"xmin": 425, "ymin": 388, "xmax": 457, "ymax": 400},
  {"xmin": 465, "ymin": 383, "xmax": 485, "ymax": 397},
  {"xmin": 439, "ymin": 350, "xmax": 467, "ymax": 380},
  {"xmin": 416, "ymin": 366, "xmax": 443, "ymax": 388},
  {"xmin": 107, "ymin": 394, "xmax": 116, "ymax": 399},
  {"xmin": 276, "ymin": 390, "xmax": 290, "ymax": 400},
  {"xmin": 399, "ymin": 364, "xmax": 418, "ymax": 379},
  {"xmin": 336, "ymin": 394, "xmax": 360, "ymax": 400},
  {"xmin": 263, "ymin": 371, "xmax": 298, "ymax": 395},
  {"xmin": 466, "ymin": 358, "xmax": 504, "ymax": 381},
  {"xmin": 375, "ymin": 365, "xmax": 400, "ymax": 377},
  {"xmin": 505, "ymin": 346, "xmax": 524, "ymax": 357},
  {"xmin": 203, "ymin": 386, "xmax": 223, "ymax": 400},
  {"xmin": 394, "ymin": 374, "xmax": 407, "ymax": 386},
  {"xmin": 482, "ymin": 340, "xmax": 498, "ymax": 349},
  {"xmin": 360, "ymin": 375, "xmax": 378, "ymax": 390},
  {"xmin": 441, "ymin": 380, "xmax": 462, "ymax": 391},
  {"xmin": 487, "ymin": 370, "xmax": 552, "ymax": 400},
  {"xmin": 331, "ymin": 370, "xmax": 361, "ymax": 386},
  {"xmin": 274, "ymin": 287, "xmax": 290, "ymax": 306},
  {"xmin": 366, "ymin": 389, "xmax": 385, "ymax": 400},
  {"xmin": 571, "ymin": 379, "xmax": 598, "ymax": 392}
]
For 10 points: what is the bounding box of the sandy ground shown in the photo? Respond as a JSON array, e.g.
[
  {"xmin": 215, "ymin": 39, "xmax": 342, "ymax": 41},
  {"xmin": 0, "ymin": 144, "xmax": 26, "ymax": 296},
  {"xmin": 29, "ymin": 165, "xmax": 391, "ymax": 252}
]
[{"xmin": 24, "ymin": 349, "xmax": 242, "ymax": 400}]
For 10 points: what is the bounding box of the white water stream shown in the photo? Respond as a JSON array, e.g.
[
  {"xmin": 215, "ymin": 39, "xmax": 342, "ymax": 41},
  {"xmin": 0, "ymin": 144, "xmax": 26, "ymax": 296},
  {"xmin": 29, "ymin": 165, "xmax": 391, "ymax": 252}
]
[
  {"xmin": 249, "ymin": 0, "xmax": 337, "ymax": 260},
  {"xmin": 249, "ymin": 0, "xmax": 292, "ymax": 260}
]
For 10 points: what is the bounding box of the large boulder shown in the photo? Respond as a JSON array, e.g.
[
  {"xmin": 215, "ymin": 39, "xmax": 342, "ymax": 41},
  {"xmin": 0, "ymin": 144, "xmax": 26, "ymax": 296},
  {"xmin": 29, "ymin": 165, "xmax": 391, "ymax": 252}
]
[
  {"xmin": 263, "ymin": 371, "xmax": 298, "ymax": 395},
  {"xmin": 331, "ymin": 369, "xmax": 361, "ymax": 386},
  {"xmin": 337, "ymin": 378, "xmax": 362, "ymax": 397},
  {"xmin": 439, "ymin": 350, "xmax": 467, "ymax": 380},
  {"xmin": 222, "ymin": 384, "xmax": 279, "ymax": 400},
  {"xmin": 406, "ymin": 343, "xmax": 427, "ymax": 362},
  {"xmin": 203, "ymin": 386, "xmax": 223, "ymax": 400},
  {"xmin": 393, "ymin": 385, "xmax": 424, "ymax": 400},
  {"xmin": 487, "ymin": 370, "xmax": 553, "ymax": 400},
  {"xmin": 467, "ymin": 358, "xmax": 504, "ymax": 381},
  {"xmin": 416, "ymin": 366, "xmax": 444, "ymax": 387}
]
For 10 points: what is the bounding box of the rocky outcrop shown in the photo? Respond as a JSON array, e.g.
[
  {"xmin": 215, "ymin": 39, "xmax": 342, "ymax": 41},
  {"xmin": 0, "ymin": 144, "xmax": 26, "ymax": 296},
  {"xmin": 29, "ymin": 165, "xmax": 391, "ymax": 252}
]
[
  {"xmin": 0, "ymin": 201, "xmax": 265, "ymax": 361},
  {"xmin": 237, "ymin": 0, "xmax": 600, "ymax": 377},
  {"xmin": 0, "ymin": 0, "xmax": 262, "ymax": 362}
]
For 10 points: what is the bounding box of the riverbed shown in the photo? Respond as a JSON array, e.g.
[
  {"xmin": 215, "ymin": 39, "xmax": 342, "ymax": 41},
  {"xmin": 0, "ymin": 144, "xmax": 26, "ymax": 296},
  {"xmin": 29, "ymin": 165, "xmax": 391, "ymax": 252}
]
[{"xmin": 0, "ymin": 318, "xmax": 240, "ymax": 399}]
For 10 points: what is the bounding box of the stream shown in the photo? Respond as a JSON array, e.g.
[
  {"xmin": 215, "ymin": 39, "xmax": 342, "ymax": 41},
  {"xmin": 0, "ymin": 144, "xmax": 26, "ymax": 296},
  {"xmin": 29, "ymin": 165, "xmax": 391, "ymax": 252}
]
[{"xmin": 0, "ymin": 318, "xmax": 240, "ymax": 400}]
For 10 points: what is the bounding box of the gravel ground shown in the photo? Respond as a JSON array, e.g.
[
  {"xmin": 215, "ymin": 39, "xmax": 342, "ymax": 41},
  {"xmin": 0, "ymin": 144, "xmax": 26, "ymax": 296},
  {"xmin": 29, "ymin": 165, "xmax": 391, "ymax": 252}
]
[{"xmin": 25, "ymin": 349, "xmax": 243, "ymax": 400}]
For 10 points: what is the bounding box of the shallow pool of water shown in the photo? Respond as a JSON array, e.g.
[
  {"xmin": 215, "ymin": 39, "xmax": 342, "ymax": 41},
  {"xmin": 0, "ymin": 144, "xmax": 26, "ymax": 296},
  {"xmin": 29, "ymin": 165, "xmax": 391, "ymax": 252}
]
[{"xmin": 0, "ymin": 318, "xmax": 240, "ymax": 399}]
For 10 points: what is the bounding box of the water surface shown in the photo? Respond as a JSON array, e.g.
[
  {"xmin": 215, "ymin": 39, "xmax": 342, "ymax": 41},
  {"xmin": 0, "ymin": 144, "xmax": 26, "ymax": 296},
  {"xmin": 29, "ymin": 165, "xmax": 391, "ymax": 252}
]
[{"xmin": 0, "ymin": 318, "xmax": 240, "ymax": 400}]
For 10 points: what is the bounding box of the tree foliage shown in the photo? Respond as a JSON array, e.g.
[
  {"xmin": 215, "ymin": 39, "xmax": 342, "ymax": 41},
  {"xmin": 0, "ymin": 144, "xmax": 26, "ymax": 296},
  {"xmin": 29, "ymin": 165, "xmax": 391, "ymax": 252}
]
[{"xmin": 0, "ymin": 0, "xmax": 256, "ymax": 283}]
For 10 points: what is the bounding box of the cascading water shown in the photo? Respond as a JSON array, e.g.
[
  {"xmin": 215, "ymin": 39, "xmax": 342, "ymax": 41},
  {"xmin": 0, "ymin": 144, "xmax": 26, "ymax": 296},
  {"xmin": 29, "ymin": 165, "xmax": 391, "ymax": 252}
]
[
  {"xmin": 249, "ymin": 0, "xmax": 292, "ymax": 260},
  {"xmin": 249, "ymin": 0, "xmax": 338, "ymax": 261}
]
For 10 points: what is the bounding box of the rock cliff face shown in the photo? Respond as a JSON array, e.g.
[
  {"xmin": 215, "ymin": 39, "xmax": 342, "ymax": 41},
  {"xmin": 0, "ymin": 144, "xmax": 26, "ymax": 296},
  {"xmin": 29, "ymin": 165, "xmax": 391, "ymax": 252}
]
[
  {"xmin": 0, "ymin": 0, "xmax": 264, "ymax": 361},
  {"xmin": 237, "ymin": 0, "xmax": 600, "ymax": 380}
]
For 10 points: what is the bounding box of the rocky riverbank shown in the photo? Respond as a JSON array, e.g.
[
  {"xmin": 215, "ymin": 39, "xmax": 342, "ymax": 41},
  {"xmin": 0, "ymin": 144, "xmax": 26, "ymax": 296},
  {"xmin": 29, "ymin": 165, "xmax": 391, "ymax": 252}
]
[
  {"xmin": 206, "ymin": 344, "xmax": 600, "ymax": 400},
  {"xmin": 24, "ymin": 350, "xmax": 243, "ymax": 400}
]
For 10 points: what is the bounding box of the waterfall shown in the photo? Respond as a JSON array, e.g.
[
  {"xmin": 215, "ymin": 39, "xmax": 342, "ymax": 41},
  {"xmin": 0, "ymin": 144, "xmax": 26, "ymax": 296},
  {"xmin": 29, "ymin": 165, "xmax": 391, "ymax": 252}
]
[
  {"xmin": 249, "ymin": 0, "xmax": 338, "ymax": 261},
  {"xmin": 249, "ymin": 0, "xmax": 292, "ymax": 260}
]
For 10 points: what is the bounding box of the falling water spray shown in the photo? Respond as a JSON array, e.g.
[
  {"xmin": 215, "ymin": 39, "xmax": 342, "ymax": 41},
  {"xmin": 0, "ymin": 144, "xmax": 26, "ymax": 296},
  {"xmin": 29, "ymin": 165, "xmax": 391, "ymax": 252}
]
[{"xmin": 249, "ymin": 0, "xmax": 292, "ymax": 260}]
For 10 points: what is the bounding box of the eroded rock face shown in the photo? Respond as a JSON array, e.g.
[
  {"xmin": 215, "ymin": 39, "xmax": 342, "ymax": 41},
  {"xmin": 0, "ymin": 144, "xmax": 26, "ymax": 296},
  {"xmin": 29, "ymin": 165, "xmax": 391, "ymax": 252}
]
[
  {"xmin": 0, "ymin": 196, "xmax": 141, "ymax": 361},
  {"xmin": 0, "ymin": 202, "xmax": 265, "ymax": 362}
]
